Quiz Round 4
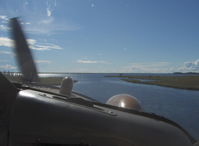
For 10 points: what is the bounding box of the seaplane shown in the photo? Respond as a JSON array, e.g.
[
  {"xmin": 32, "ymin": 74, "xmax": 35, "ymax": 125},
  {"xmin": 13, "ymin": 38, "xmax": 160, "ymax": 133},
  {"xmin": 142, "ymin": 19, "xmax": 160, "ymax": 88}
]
[{"xmin": 0, "ymin": 17, "xmax": 198, "ymax": 146}]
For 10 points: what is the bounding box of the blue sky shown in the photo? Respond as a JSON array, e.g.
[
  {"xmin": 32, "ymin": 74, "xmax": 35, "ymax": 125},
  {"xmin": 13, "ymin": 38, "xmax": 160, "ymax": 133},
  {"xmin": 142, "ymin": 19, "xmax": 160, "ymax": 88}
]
[{"xmin": 0, "ymin": 0, "xmax": 199, "ymax": 73}]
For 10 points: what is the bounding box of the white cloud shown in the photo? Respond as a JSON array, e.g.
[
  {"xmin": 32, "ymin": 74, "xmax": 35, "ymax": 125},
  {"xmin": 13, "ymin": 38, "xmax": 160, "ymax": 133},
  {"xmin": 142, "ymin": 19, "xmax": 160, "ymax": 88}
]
[
  {"xmin": 125, "ymin": 59, "xmax": 199, "ymax": 73},
  {"xmin": 27, "ymin": 39, "xmax": 36, "ymax": 45},
  {"xmin": 25, "ymin": 0, "xmax": 77, "ymax": 34},
  {"xmin": 77, "ymin": 59, "xmax": 110, "ymax": 64},
  {"xmin": 0, "ymin": 25, "xmax": 9, "ymax": 31},
  {"xmin": 21, "ymin": 22, "xmax": 31, "ymax": 25},
  {"xmin": 0, "ymin": 51, "xmax": 13, "ymax": 55},
  {"xmin": 39, "ymin": 17, "xmax": 54, "ymax": 24},
  {"xmin": 0, "ymin": 37, "xmax": 36, "ymax": 48},
  {"xmin": 47, "ymin": 8, "xmax": 52, "ymax": 17},
  {"xmin": 30, "ymin": 43, "xmax": 63, "ymax": 51},
  {"xmin": 0, "ymin": 64, "xmax": 16, "ymax": 70},
  {"xmin": 77, "ymin": 60, "xmax": 97, "ymax": 64},
  {"xmin": 0, "ymin": 37, "xmax": 63, "ymax": 51},
  {"xmin": 18, "ymin": 5, "xmax": 79, "ymax": 35},
  {"xmin": 0, "ymin": 15, "xmax": 8, "ymax": 21},
  {"xmin": 36, "ymin": 60, "xmax": 51, "ymax": 64},
  {"xmin": 26, "ymin": 19, "xmax": 80, "ymax": 34},
  {"xmin": 122, "ymin": 62, "xmax": 172, "ymax": 73},
  {"xmin": 46, "ymin": 0, "xmax": 56, "ymax": 17},
  {"xmin": 27, "ymin": 20, "xmax": 80, "ymax": 34},
  {"xmin": 179, "ymin": 59, "xmax": 199, "ymax": 72},
  {"xmin": 0, "ymin": 37, "xmax": 13, "ymax": 47},
  {"xmin": 0, "ymin": 15, "xmax": 8, "ymax": 25}
]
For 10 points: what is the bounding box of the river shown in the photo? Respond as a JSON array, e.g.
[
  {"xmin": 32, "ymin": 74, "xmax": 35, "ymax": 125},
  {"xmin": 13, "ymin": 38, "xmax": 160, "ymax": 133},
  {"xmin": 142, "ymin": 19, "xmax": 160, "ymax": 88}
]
[{"xmin": 40, "ymin": 73, "xmax": 199, "ymax": 140}]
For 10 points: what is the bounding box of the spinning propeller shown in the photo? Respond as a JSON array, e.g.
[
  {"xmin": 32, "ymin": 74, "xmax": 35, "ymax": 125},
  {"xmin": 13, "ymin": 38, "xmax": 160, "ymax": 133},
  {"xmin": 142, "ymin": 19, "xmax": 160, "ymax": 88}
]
[{"xmin": 10, "ymin": 18, "xmax": 73, "ymax": 97}]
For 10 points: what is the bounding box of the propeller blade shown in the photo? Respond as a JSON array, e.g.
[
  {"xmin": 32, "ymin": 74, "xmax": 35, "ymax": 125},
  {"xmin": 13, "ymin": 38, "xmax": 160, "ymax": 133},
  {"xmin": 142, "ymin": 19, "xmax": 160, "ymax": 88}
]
[{"xmin": 10, "ymin": 18, "xmax": 39, "ymax": 83}]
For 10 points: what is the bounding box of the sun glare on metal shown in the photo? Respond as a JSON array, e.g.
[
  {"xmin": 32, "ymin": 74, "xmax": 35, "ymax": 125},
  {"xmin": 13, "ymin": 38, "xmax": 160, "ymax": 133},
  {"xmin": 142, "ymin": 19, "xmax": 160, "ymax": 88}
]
[{"xmin": 120, "ymin": 101, "xmax": 125, "ymax": 108}]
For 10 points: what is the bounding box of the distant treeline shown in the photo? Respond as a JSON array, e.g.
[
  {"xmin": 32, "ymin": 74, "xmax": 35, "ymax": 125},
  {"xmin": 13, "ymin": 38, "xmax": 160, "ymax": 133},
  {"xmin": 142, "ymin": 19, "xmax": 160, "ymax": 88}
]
[{"xmin": 173, "ymin": 72, "xmax": 199, "ymax": 75}]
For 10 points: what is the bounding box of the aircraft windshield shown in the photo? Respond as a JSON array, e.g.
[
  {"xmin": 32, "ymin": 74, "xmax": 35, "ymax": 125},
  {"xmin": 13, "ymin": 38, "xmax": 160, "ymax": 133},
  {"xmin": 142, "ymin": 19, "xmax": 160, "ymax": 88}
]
[{"xmin": 0, "ymin": 0, "xmax": 199, "ymax": 141}]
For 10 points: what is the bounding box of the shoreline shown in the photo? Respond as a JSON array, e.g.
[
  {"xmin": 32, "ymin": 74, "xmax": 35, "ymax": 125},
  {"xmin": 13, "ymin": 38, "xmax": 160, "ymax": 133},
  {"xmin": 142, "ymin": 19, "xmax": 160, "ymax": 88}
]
[
  {"xmin": 106, "ymin": 75, "xmax": 199, "ymax": 91},
  {"xmin": 122, "ymin": 79, "xmax": 199, "ymax": 91}
]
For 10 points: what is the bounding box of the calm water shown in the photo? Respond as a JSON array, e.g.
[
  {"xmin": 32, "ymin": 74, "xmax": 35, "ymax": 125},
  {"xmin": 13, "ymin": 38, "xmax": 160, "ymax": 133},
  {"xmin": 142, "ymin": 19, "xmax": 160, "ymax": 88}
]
[{"xmin": 41, "ymin": 73, "xmax": 199, "ymax": 140}]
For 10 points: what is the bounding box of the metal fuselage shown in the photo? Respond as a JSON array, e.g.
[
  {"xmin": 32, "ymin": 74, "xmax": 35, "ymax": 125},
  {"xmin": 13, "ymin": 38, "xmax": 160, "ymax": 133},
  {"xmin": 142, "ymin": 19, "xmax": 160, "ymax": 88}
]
[{"xmin": 0, "ymin": 74, "xmax": 194, "ymax": 146}]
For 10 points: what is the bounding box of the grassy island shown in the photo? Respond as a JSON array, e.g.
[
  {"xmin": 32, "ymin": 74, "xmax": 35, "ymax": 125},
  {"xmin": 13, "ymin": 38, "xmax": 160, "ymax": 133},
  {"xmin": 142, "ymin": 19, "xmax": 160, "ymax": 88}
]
[{"xmin": 107, "ymin": 75, "xmax": 199, "ymax": 90}]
